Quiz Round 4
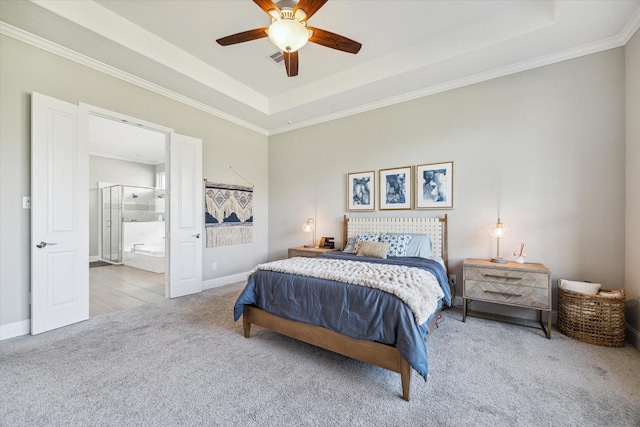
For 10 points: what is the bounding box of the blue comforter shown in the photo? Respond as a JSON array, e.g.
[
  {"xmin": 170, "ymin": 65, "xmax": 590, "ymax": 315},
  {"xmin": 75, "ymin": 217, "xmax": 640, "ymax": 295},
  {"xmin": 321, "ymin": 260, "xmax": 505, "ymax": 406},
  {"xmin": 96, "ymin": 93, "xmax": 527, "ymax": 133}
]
[{"xmin": 233, "ymin": 252, "xmax": 450, "ymax": 380}]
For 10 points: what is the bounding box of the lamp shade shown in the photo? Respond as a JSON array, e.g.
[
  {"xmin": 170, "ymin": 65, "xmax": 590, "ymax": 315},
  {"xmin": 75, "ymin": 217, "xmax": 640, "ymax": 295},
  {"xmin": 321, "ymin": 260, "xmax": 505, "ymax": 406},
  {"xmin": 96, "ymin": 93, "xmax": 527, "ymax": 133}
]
[
  {"xmin": 268, "ymin": 19, "xmax": 309, "ymax": 52},
  {"xmin": 489, "ymin": 218, "xmax": 509, "ymax": 238},
  {"xmin": 302, "ymin": 218, "xmax": 315, "ymax": 248},
  {"xmin": 489, "ymin": 217, "xmax": 509, "ymax": 263},
  {"xmin": 302, "ymin": 218, "xmax": 315, "ymax": 232}
]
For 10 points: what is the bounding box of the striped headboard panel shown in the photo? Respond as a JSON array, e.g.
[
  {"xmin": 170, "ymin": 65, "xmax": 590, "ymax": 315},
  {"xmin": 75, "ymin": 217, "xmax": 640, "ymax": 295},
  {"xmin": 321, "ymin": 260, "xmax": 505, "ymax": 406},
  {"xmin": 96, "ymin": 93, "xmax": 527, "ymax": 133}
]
[{"xmin": 343, "ymin": 215, "xmax": 448, "ymax": 270}]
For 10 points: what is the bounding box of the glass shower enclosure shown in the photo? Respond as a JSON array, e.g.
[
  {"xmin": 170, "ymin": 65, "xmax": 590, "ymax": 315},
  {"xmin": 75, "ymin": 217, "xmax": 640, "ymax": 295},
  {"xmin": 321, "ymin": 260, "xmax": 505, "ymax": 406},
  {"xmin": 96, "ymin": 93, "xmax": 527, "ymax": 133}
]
[
  {"xmin": 101, "ymin": 185, "xmax": 165, "ymax": 264},
  {"xmin": 102, "ymin": 185, "xmax": 123, "ymax": 263}
]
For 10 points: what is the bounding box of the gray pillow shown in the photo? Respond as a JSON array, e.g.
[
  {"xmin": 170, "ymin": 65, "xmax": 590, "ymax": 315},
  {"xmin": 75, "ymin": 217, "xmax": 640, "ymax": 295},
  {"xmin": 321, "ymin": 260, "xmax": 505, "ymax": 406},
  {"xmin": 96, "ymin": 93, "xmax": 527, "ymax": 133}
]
[{"xmin": 343, "ymin": 236, "xmax": 357, "ymax": 253}]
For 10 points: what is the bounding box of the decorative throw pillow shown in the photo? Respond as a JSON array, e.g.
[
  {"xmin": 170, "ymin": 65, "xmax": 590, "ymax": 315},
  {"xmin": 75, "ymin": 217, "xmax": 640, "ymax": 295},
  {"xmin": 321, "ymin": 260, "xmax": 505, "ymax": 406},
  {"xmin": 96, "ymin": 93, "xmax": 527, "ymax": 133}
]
[
  {"xmin": 356, "ymin": 241, "xmax": 391, "ymax": 259},
  {"xmin": 353, "ymin": 233, "xmax": 380, "ymax": 253},
  {"xmin": 380, "ymin": 233, "xmax": 413, "ymax": 257},
  {"xmin": 343, "ymin": 236, "xmax": 357, "ymax": 253}
]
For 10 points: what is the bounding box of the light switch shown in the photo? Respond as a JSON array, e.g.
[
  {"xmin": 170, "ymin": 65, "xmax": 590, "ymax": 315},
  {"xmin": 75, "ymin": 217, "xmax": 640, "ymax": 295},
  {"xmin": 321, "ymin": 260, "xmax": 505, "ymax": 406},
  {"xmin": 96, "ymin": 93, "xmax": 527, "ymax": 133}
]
[{"xmin": 23, "ymin": 197, "xmax": 31, "ymax": 209}]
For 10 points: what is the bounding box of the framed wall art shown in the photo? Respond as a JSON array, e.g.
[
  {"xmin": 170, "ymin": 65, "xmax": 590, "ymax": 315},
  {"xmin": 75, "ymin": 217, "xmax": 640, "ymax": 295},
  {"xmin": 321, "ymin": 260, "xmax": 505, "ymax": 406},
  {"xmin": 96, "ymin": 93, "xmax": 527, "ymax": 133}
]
[
  {"xmin": 379, "ymin": 166, "xmax": 412, "ymax": 210},
  {"xmin": 347, "ymin": 170, "xmax": 375, "ymax": 211},
  {"xmin": 415, "ymin": 161, "xmax": 454, "ymax": 209}
]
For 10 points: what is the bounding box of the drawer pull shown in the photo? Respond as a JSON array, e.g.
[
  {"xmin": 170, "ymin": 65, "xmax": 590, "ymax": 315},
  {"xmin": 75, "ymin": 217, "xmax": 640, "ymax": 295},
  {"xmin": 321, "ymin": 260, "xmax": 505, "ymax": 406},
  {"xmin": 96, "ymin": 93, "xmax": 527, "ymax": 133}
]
[
  {"xmin": 484, "ymin": 290, "xmax": 522, "ymax": 298},
  {"xmin": 483, "ymin": 274, "xmax": 522, "ymax": 281}
]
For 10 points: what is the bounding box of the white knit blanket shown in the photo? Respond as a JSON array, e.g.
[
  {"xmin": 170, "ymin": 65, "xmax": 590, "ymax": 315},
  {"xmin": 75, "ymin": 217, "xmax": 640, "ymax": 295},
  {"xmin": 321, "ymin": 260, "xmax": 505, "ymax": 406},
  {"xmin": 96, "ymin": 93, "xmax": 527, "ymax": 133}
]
[{"xmin": 249, "ymin": 257, "xmax": 444, "ymax": 324}]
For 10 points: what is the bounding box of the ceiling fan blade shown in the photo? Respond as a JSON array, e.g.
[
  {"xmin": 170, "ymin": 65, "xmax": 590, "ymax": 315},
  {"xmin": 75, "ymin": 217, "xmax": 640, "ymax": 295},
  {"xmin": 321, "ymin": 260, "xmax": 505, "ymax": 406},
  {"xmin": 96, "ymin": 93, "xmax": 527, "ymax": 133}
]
[
  {"xmin": 216, "ymin": 28, "xmax": 269, "ymax": 46},
  {"xmin": 284, "ymin": 51, "xmax": 299, "ymax": 77},
  {"xmin": 253, "ymin": 0, "xmax": 281, "ymax": 18},
  {"xmin": 293, "ymin": 0, "xmax": 327, "ymax": 21},
  {"xmin": 308, "ymin": 27, "xmax": 362, "ymax": 54}
]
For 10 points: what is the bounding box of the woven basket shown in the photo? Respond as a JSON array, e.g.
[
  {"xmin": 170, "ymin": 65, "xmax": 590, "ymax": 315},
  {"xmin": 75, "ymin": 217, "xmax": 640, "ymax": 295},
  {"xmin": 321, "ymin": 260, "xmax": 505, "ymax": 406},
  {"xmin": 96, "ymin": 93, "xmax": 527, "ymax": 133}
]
[{"xmin": 557, "ymin": 281, "xmax": 625, "ymax": 347}]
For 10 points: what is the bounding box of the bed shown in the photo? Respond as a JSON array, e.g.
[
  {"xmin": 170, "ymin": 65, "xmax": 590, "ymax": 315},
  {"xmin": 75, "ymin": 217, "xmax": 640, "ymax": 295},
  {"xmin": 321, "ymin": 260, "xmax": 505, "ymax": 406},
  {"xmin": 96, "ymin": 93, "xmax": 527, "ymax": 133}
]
[{"xmin": 233, "ymin": 215, "xmax": 450, "ymax": 400}]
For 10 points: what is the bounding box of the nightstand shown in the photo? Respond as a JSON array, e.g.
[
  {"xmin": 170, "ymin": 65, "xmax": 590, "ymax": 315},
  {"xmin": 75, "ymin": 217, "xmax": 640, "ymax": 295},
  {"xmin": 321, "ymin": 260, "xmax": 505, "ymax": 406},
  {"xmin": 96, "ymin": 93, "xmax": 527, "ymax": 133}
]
[
  {"xmin": 288, "ymin": 246, "xmax": 339, "ymax": 258},
  {"xmin": 463, "ymin": 258, "xmax": 552, "ymax": 338}
]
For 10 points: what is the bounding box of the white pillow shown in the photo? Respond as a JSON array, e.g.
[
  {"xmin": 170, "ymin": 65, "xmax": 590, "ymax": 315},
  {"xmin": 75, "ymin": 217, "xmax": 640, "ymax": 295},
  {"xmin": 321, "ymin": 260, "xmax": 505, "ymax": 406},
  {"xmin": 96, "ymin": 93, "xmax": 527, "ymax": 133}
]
[{"xmin": 559, "ymin": 280, "xmax": 601, "ymax": 295}]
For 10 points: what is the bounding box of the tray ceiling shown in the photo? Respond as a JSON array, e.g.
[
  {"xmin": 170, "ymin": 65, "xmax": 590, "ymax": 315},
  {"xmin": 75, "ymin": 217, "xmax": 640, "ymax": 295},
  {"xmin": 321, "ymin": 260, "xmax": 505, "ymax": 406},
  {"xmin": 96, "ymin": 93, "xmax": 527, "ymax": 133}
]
[{"xmin": 1, "ymin": 0, "xmax": 639, "ymax": 136}]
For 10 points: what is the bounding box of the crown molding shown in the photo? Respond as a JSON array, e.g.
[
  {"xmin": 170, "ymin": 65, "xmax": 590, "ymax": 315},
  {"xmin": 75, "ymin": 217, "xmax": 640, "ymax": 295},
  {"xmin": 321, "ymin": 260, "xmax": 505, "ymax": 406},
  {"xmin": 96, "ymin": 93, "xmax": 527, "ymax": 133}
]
[
  {"xmin": 3, "ymin": 11, "xmax": 638, "ymax": 138},
  {"xmin": 620, "ymin": 6, "xmax": 640, "ymax": 44},
  {"xmin": 269, "ymin": 20, "xmax": 637, "ymax": 136},
  {"xmin": 0, "ymin": 22, "xmax": 269, "ymax": 136}
]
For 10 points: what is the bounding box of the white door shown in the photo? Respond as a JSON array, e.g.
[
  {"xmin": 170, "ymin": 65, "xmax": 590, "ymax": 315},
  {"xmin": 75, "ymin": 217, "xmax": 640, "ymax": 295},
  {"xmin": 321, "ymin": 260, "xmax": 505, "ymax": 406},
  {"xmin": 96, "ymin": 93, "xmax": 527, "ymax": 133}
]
[
  {"xmin": 31, "ymin": 92, "xmax": 89, "ymax": 335},
  {"xmin": 168, "ymin": 133, "xmax": 203, "ymax": 298}
]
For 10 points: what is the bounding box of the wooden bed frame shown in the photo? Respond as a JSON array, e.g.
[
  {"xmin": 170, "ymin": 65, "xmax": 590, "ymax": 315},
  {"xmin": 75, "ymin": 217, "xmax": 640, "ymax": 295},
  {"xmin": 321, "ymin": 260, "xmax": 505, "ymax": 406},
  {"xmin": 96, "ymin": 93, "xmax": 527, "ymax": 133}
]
[{"xmin": 242, "ymin": 215, "xmax": 448, "ymax": 401}]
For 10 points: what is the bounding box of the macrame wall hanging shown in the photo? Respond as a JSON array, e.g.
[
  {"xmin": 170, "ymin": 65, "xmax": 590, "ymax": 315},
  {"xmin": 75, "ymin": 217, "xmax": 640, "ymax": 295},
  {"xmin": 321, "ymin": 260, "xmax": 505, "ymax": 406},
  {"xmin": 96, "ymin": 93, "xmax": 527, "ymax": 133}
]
[{"xmin": 204, "ymin": 168, "xmax": 254, "ymax": 247}]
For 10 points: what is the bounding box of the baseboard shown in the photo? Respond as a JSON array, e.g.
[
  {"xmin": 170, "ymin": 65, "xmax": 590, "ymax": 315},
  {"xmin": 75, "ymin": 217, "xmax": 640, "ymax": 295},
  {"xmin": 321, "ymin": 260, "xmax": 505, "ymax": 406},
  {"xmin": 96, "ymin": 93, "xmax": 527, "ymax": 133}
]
[
  {"xmin": 0, "ymin": 274, "xmax": 248, "ymax": 341},
  {"xmin": 89, "ymin": 255, "xmax": 100, "ymax": 262},
  {"xmin": 0, "ymin": 319, "xmax": 30, "ymax": 341},
  {"xmin": 626, "ymin": 323, "xmax": 640, "ymax": 350},
  {"xmin": 452, "ymin": 296, "xmax": 463, "ymax": 308},
  {"xmin": 202, "ymin": 271, "xmax": 249, "ymax": 291}
]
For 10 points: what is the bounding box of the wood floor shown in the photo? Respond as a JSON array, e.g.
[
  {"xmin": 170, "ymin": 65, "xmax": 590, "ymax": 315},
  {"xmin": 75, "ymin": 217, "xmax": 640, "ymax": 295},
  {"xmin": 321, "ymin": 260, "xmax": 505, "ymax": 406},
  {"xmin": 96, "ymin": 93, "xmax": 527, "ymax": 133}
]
[{"xmin": 90, "ymin": 264, "xmax": 165, "ymax": 318}]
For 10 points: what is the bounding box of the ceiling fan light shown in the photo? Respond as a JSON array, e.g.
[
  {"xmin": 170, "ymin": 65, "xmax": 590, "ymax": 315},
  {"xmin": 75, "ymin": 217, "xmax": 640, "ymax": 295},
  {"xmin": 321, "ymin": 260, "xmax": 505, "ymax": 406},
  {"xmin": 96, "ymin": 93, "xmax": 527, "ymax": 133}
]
[{"xmin": 268, "ymin": 19, "xmax": 309, "ymax": 52}]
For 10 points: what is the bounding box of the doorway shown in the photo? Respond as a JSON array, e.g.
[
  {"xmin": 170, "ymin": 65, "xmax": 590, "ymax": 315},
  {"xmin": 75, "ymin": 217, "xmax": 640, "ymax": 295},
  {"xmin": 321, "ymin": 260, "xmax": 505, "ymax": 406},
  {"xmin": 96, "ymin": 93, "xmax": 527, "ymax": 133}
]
[
  {"xmin": 31, "ymin": 93, "xmax": 203, "ymax": 335},
  {"xmin": 88, "ymin": 114, "xmax": 168, "ymax": 317}
]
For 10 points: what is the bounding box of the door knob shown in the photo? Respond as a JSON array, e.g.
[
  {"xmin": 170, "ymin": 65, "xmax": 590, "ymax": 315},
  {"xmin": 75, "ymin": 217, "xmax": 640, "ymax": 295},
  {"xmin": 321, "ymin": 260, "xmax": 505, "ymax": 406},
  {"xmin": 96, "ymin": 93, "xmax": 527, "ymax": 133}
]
[
  {"xmin": 36, "ymin": 241, "xmax": 58, "ymax": 248},
  {"xmin": 192, "ymin": 234, "xmax": 201, "ymax": 239}
]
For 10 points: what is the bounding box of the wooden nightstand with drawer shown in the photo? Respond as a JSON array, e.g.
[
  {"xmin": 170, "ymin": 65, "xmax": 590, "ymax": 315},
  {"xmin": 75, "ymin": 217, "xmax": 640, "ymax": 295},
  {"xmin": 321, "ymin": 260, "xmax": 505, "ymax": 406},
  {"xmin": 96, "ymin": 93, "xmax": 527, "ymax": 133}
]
[{"xmin": 463, "ymin": 258, "xmax": 552, "ymax": 338}]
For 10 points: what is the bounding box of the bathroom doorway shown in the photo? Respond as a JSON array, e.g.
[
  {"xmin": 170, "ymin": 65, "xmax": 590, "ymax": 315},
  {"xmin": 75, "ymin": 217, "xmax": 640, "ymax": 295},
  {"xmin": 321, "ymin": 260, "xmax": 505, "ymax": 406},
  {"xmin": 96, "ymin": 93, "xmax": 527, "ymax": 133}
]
[
  {"xmin": 31, "ymin": 93, "xmax": 203, "ymax": 334},
  {"xmin": 88, "ymin": 114, "xmax": 167, "ymax": 317}
]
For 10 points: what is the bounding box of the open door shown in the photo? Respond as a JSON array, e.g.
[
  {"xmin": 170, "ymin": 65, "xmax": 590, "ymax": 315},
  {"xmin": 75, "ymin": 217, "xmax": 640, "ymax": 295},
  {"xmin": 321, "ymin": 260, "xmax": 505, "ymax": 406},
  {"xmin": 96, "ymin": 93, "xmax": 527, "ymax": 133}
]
[
  {"xmin": 31, "ymin": 94, "xmax": 202, "ymax": 333},
  {"xmin": 31, "ymin": 93, "xmax": 89, "ymax": 334},
  {"xmin": 168, "ymin": 133, "xmax": 203, "ymax": 298}
]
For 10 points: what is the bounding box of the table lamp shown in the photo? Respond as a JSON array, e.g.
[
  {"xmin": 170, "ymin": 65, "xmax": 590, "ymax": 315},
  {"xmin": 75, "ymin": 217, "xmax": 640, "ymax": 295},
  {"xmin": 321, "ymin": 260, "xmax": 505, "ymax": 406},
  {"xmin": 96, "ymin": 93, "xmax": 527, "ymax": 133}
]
[
  {"xmin": 489, "ymin": 217, "xmax": 509, "ymax": 263},
  {"xmin": 302, "ymin": 218, "xmax": 315, "ymax": 248}
]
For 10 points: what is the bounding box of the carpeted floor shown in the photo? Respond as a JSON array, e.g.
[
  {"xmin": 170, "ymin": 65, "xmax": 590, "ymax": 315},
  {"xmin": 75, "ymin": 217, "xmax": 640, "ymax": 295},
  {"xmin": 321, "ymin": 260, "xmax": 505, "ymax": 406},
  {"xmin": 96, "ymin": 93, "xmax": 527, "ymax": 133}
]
[{"xmin": 1, "ymin": 282, "xmax": 639, "ymax": 426}]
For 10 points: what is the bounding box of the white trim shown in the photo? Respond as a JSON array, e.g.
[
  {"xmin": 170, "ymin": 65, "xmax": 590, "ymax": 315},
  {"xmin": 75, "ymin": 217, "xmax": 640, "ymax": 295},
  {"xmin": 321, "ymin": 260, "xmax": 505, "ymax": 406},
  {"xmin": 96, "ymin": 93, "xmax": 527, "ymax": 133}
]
[
  {"xmin": 89, "ymin": 255, "xmax": 100, "ymax": 262},
  {"xmin": 0, "ymin": 23, "xmax": 268, "ymax": 136},
  {"xmin": 2, "ymin": 14, "xmax": 639, "ymax": 138},
  {"xmin": 31, "ymin": 0, "xmax": 267, "ymax": 112},
  {"xmin": 0, "ymin": 320, "xmax": 31, "ymax": 341},
  {"xmin": 85, "ymin": 104, "xmax": 174, "ymax": 134},
  {"xmin": 269, "ymin": 32, "xmax": 636, "ymax": 135},
  {"xmin": 203, "ymin": 271, "xmax": 250, "ymax": 291},
  {"xmin": 626, "ymin": 324, "xmax": 640, "ymax": 350},
  {"xmin": 620, "ymin": 6, "xmax": 640, "ymax": 45}
]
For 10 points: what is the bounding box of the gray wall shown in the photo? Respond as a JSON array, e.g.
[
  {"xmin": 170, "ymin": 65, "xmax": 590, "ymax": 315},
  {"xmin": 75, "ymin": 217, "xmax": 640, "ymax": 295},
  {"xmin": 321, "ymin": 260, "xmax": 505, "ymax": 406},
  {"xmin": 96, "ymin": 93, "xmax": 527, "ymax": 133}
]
[
  {"xmin": 0, "ymin": 34, "xmax": 269, "ymax": 327},
  {"xmin": 89, "ymin": 155, "xmax": 157, "ymax": 258},
  {"xmin": 0, "ymin": 28, "xmax": 636, "ymax": 341},
  {"xmin": 268, "ymin": 48, "xmax": 626, "ymax": 321},
  {"xmin": 625, "ymin": 29, "xmax": 640, "ymax": 346}
]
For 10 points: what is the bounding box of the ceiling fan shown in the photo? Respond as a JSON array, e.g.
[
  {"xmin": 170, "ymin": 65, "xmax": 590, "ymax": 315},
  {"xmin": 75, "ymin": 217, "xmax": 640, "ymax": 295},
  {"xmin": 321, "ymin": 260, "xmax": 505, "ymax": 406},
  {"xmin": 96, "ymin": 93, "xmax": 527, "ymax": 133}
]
[{"xmin": 216, "ymin": 0, "xmax": 362, "ymax": 77}]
